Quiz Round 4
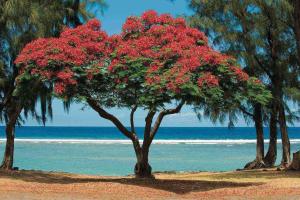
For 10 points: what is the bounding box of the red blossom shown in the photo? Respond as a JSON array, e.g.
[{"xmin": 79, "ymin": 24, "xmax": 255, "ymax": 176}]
[
  {"xmin": 122, "ymin": 17, "xmax": 144, "ymax": 34},
  {"xmin": 57, "ymin": 69, "xmax": 73, "ymax": 80},
  {"xmin": 15, "ymin": 19, "xmax": 110, "ymax": 95},
  {"xmin": 254, "ymin": 79, "xmax": 261, "ymax": 84},
  {"xmin": 16, "ymin": 11, "xmax": 252, "ymax": 97},
  {"xmin": 112, "ymin": 11, "xmax": 239, "ymax": 91},
  {"xmin": 54, "ymin": 82, "xmax": 66, "ymax": 95},
  {"xmin": 86, "ymin": 19, "xmax": 101, "ymax": 30},
  {"xmin": 141, "ymin": 10, "xmax": 158, "ymax": 25},
  {"xmin": 174, "ymin": 17, "xmax": 186, "ymax": 28},
  {"xmin": 230, "ymin": 66, "xmax": 249, "ymax": 81},
  {"xmin": 40, "ymin": 71, "xmax": 52, "ymax": 79},
  {"xmin": 158, "ymin": 14, "xmax": 173, "ymax": 24},
  {"xmin": 197, "ymin": 73, "xmax": 219, "ymax": 87}
]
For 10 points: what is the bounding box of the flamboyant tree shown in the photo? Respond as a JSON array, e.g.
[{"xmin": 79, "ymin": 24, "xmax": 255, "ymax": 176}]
[{"xmin": 15, "ymin": 11, "xmax": 270, "ymax": 177}]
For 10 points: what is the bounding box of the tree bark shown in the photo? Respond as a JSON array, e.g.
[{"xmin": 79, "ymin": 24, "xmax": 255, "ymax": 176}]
[
  {"xmin": 289, "ymin": 151, "xmax": 300, "ymax": 170},
  {"xmin": 134, "ymin": 141, "xmax": 152, "ymax": 178},
  {"xmin": 1, "ymin": 122, "xmax": 15, "ymax": 170},
  {"xmin": 244, "ymin": 104, "xmax": 265, "ymax": 169},
  {"xmin": 71, "ymin": 0, "xmax": 82, "ymax": 26},
  {"xmin": 255, "ymin": 104, "xmax": 264, "ymax": 162},
  {"xmin": 135, "ymin": 103, "xmax": 184, "ymax": 177},
  {"xmin": 0, "ymin": 105, "xmax": 22, "ymax": 170},
  {"xmin": 278, "ymin": 103, "xmax": 291, "ymax": 167},
  {"xmin": 87, "ymin": 98, "xmax": 134, "ymax": 140},
  {"xmin": 133, "ymin": 110, "xmax": 155, "ymax": 178},
  {"xmin": 264, "ymin": 103, "xmax": 278, "ymax": 167},
  {"xmin": 87, "ymin": 98, "xmax": 151, "ymax": 177}
]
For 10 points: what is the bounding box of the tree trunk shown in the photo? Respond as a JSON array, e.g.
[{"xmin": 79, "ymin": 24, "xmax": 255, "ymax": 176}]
[
  {"xmin": 278, "ymin": 103, "xmax": 291, "ymax": 167},
  {"xmin": 87, "ymin": 98, "xmax": 154, "ymax": 178},
  {"xmin": 87, "ymin": 98, "xmax": 183, "ymax": 178},
  {"xmin": 72, "ymin": 0, "xmax": 82, "ymax": 26},
  {"xmin": 289, "ymin": 151, "xmax": 300, "ymax": 170},
  {"xmin": 133, "ymin": 139, "xmax": 152, "ymax": 178},
  {"xmin": 0, "ymin": 104, "xmax": 22, "ymax": 170},
  {"xmin": 0, "ymin": 123, "xmax": 15, "ymax": 170},
  {"xmin": 264, "ymin": 104, "xmax": 278, "ymax": 167},
  {"xmin": 244, "ymin": 104, "xmax": 265, "ymax": 169},
  {"xmin": 291, "ymin": 0, "xmax": 300, "ymax": 169}
]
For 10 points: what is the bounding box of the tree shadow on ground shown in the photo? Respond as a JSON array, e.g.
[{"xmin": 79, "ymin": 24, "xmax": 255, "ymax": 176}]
[
  {"xmin": 209, "ymin": 169, "xmax": 300, "ymax": 180},
  {"xmin": 0, "ymin": 170, "xmax": 264, "ymax": 194}
]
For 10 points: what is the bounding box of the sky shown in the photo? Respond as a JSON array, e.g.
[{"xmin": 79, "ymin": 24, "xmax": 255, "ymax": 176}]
[{"xmin": 23, "ymin": 0, "xmax": 275, "ymax": 127}]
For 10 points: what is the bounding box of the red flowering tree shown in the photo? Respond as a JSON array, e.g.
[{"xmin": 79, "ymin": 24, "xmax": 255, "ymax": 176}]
[{"xmin": 15, "ymin": 11, "xmax": 270, "ymax": 177}]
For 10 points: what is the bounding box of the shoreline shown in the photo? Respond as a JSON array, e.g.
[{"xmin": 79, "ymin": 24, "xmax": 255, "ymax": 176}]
[
  {"xmin": 1, "ymin": 138, "xmax": 300, "ymax": 144},
  {"xmin": 0, "ymin": 168, "xmax": 300, "ymax": 200}
]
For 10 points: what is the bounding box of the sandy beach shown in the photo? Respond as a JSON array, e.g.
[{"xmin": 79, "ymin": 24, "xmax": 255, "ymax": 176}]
[{"xmin": 0, "ymin": 169, "xmax": 299, "ymax": 200}]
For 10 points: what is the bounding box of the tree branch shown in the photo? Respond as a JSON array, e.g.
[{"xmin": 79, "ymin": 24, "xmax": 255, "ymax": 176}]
[
  {"xmin": 235, "ymin": 9, "xmax": 273, "ymax": 80},
  {"xmin": 0, "ymin": 87, "xmax": 14, "ymax": 112},
  {"xmin": 239, "ymin": 106, "xmax": 254, "ymax": 117},
  {"xmin": 253, "ymin": 55, "xmax": 273, "ymax": 79},
  {"xmin": 149, "ymin": 101, "xmax": 185, "ymax": 142},
  {"xmin": 130, "ymin": 105, "xmax": 137, "ymax": 133},
  {"xmin": 142, "ymin": 110, "xmax": 156, "ymax": 148},
  {"xmin": 86, "ymin": 98, "xmax": 134, "ymax": 140}
]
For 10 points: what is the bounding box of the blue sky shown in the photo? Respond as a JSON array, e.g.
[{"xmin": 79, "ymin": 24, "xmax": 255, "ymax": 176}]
[{"xmin": 23, "ymin": 0, "xmax": 289, "ymax": 127}]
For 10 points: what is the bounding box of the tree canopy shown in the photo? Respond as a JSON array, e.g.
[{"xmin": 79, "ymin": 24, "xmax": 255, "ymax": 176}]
[{"xmin": 16, "ymin": 11, "xmax": 269, "ymax": 109}]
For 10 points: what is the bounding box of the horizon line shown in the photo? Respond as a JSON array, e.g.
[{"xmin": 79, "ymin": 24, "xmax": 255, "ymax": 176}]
[{"xmin": 1, "ymin": 125, "xmax": 300, "ymax": 128}]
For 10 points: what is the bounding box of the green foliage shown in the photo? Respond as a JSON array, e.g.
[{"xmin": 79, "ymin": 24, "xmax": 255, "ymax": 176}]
[
  {"xmin": 16, "ymin": 9, "xmax": 271, "ymax": 128},
  {"xmin": 189, "ymin": 0, "xmax": 298, "ymax": 125}
]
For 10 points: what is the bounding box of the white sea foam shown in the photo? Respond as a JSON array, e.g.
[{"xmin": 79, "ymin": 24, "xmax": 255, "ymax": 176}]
[{"xmin": 0, "ymin": 138, "xmax": 300, "ymax": 144}]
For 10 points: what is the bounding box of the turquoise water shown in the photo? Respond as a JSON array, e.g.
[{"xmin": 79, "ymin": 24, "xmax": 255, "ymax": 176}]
[
  {"xmin": 0, "ymin": 142, "xmax": 298, "ymax": 176},
  {"xmin": 0, "ymin": 127, "xmax": 299, "ymax": 175}
]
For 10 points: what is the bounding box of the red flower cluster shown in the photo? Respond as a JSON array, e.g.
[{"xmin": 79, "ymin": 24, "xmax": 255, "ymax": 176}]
[
  {"xmin": 122, "ymin": 17, "xmax": 144, "ymax": 33},
  {"xmin": 141, "ymin": 10, "xmax": 186, "ymax": 28},
  {"xmin": 230, "ymin": 66, "xmax": 249, "ymax": 81},
  {"xmin": 16, "ymin": 10, "xmax": 252, "ymax": 96},
  {"xmin": 15, "ymin": 19, "xmax": 111, "ymax": 95},
  {"xmin": 197, "ymin": 72, "xmax": 219, "ymax": 87},
  {"xmin": 54, "ymin": 82, "xmax": 66, "ymax": 95},
  {"xmin": 110, "ymin": 10, "xmax": 245, "ymax": 92}
]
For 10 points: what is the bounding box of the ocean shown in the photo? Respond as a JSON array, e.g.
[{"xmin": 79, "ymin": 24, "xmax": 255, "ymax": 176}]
[{"xmin": 0, "ymin": 126, "xmax": 299, "ymax": 176}]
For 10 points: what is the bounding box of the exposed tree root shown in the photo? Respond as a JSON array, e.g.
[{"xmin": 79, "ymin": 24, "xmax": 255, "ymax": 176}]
[
  {"xmin": 288, "ymin": 151, "xmax": 300, "ymax": 171},
  {"xmin": 244, "ymin": 159, "xmax": 266, "ymax": 170}
]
